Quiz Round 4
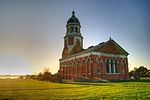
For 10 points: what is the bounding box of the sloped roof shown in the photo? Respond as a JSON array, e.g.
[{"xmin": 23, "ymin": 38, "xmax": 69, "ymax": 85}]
[
  {"xmin": 76, "ymin": 38, "xmax": 129, "ymax": 56},
  {"xmin": 94, "ymin": 38, "xmax": 129, "ymax": 55},
  {"xmin": 60, "ymin": 38, "xmax": 129, "ymax": 60}
]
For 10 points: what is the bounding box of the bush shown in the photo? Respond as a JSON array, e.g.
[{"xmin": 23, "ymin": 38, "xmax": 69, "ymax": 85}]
[{"xmin": 24, "ymin": 68, "xmax": 62, "ymax": 83}]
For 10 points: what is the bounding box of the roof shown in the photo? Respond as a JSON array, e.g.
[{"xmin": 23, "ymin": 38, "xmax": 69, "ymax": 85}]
[
  {"xmin": 60, "ymin": 38, "xmax": 129, "ymax": 60},
  {"xmin": 67, "ymin": 11, "xmax": 80, "ymax": 26},
  {"xmin": 94, "ymin": 38, "xmax": 129, "ymax": 55}
]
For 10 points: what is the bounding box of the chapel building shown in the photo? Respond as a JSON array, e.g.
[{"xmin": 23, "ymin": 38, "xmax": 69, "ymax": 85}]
[{"xmin": 59, "ymin": 11, "xmax": 129, "ymax": 80}]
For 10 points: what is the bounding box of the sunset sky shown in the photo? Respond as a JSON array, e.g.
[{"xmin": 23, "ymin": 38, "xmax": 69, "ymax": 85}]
[{"xmin": 0, "ymin": 0, "xmax": 149, "ymax": 74}]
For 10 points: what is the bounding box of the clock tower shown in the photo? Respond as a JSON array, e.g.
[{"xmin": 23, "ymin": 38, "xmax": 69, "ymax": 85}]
[{"xmin": 62, "ymin": 11, "xmax": 83, "ymax": 58}]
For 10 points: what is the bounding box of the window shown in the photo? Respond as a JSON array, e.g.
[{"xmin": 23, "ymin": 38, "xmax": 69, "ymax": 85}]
[
  {"xmin": 68, "ymin": 37, "xmax": 74, "ymax": 45},
  {"xmin": 74, "ymin": 63, "xmax": 76, "ymax": 74},
  {"xmin": 75, "ymin": 27, "xmax": 78, "ymax": 32},
  {"xmin": 122, "ymin": 61, "xmax": 126, "ymax": 73},
  {"xmin": 88, "ymin": 61, "xmax": 91, "ymax": 73},
  {"xmin": 67, "ymin": 28, "xmax": 69, "ymax": 33},
  {"xmin": 115, "ymin": 60, "xmax": 118, "ymax": 73},
  {"xmin": 66, "ymin": 66, "xmax": 68, "ymax": 74},
  {"xmin": 77, "ymin": 62, "xmax": 80, "ymax": 74},
  {"xmin": 97, "ymin": 63, "xmax": 101, "ymax": 73},
  {"xmin": 82, "ymin": 60, "xmax": 85, "ymax": 73},
  {"xmin": 70, "ymin": 63, "xmax": 72, "ymax": 74},
  {"xmin": 111, "ymin": 60, "xmax": 114, "ymax": 73},
  {"xmin": 64, "ymin": 66, "xmax": 66, "ymax": 74},
  {"xmin": 70, "ymin": 27, "xmax": 73, "ymax": 32},
  {"xmin": 106, "ymin": 59, "xmax": 109, "ymax": 73}
]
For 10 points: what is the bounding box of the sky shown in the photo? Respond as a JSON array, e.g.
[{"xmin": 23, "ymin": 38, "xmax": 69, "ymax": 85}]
[{"xmin": 0, "ymin": 0, "xmax": 150, "ymax": 74}]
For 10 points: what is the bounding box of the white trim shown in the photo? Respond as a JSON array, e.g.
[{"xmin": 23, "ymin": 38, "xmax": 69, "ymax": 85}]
[
  {"xmin": 106, "ymin": 73, "xmax": 120, "ymax": 74},
  {"xmin": 60, "ymin": 51, "xmax": 127, "ymax": 63},
  {"xmin": 92, "ymin": 51, "xmax": 127, "ymax": 58}
]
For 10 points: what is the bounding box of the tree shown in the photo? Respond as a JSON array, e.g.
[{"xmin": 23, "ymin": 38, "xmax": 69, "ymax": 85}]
[
  {"xmin": 36, "ymin": 72, "xmax": 43, "ymax": 81},
  {"xmin": 129, "ymin": 66, "xmax": 149, "ymax": 79},
  {"xmin": 144, "ymin": 70, "xmax": 150, "ymax": 77},
  {"xmin": 136, "ymin": 66, "xmax": 148, "ymax": 77},
  {"xmin": 42, "ymin": 71, "xmax": 52, "ymax": 81}
]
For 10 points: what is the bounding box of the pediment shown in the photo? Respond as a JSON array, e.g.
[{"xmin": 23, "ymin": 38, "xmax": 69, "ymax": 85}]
[{"xmin": 95, "ymin": 39, "xmax": 129, "ymax": 55}]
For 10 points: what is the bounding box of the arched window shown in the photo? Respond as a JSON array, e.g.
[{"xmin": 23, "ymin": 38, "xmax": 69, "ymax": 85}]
[
  {"xmin": 88, "ymin": 59, "xmax": 91, "ymax": 73},
  {"xmin": 67, "ymin": 28, "xmax": 69, "ymax": 33},
  {"xmin": 77, "ymin": 61, "xmax": 80, "ymax": 74},
  {"xmin": 75, "ymin": 27, "xmax": 78, "ymax": 32},
  {"xmin": 70, "ymin": 27, "xmax": 73, "ymax": 32},
  {"xmin": 111, "ymin": 60, "xmax": 114, "ymax": 73},
  {"xmin": 122, "ymin": 61, "xmax": 126, "ymax": 73},
  {"xmin": 70, "ymin": 63, "xmax": 72, "ymax": 74},
  {"xmin": 66, "ymin": 65, "xmax": 68, "ymax": 74},
  {"xmin": 74, "ymin": 62, "xmax": 76, "ymax": 74},
  {"xmin": 115, "ymin": 60, "xmax": 118, "ymax": 73},
  {"xmin": 106, "ymin": 59, "xmax": 109, "ymax": 73},
  {"xmin": 97, "ymin": 62, "xmax": 101, "ymax": 73},
  {"xmin": 82, "ymin": 60, "xmax": 85, "ymax": 73},
  {"xmin": 82, "ymin": 60, "xmax": 86, "ymax": 77}
]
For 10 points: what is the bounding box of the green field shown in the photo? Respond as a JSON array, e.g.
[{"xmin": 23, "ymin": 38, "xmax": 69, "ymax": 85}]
[{"xmin": 0, "ymin": 79, "xmax": 150, "ymax": 100}]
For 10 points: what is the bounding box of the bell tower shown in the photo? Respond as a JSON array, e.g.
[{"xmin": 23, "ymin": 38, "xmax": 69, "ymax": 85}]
[{"xmin": 62, "ymin": 11, "xmax": 83, "ymax": 58}]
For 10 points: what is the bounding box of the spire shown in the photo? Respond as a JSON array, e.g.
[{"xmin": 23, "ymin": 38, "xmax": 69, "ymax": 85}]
[
  {"xmin": 72, "ymin": 10, "xmax": 75, "ymax": 15},
  {"xmin": 109, "ymin": 37, "xmax": 112, "ymax": 40}
]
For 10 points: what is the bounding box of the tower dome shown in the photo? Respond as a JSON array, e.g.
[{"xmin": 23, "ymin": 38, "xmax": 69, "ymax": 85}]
[{"xmin": 67, "ymin": 11, "xmax": 80, "ymax": 27}]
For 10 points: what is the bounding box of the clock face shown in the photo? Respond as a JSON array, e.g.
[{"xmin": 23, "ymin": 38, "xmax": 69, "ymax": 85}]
[{"xmin": 68, "ymin": 37, "xmax": 74, "ymax": 45}]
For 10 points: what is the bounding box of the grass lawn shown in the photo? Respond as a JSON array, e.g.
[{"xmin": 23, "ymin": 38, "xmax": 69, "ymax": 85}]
[{"xmin": 0, "ymin": 79, "xmax": 150, "ymax": 100}]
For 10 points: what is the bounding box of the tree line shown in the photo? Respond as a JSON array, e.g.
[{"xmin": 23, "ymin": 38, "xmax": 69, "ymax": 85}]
[
  {"xmin": 19, "ymin": 66, "xmax": 150, "ymax": 82},
  {"xmin": 19, "ymin": 68, "xmax": 62, "ymax": 83},
  {"xmin": 129, "ymin": 66, "xmax": 150, "ymax": 79}
]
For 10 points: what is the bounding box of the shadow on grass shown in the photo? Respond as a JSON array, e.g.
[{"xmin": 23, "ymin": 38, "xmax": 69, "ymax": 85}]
[
  {"xmin": 110, "ymin": 79, "xmax": 150, "ymax": 83},
  {"xmin": 62, "ymin": 79, "xmax": 150, "ymax": 86},
  {"xmin": 63, "ymin": 82, "xmax": 113, "ymax": 86}
]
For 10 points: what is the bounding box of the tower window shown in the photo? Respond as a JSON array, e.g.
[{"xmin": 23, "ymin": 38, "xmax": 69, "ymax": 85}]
[
  {"xmin": 70, "ymin": 27, "xmax": 73, "ymax": 32},
  {"xmin": 68, "ymin": 37, "xmax": 74, "ymax": 45},
  {"xmin": 67, "ymin": 28, "xmax": 69, "ymax": 33},
  {"xmin": 75, "ymin": 27, "xmax": 78, "ymax": 32}
]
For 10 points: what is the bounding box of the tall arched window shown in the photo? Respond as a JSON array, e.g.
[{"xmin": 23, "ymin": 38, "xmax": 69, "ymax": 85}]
[
  {"xmin": 67, "ymin": 28, "xmax": 69, "ymax": 33},
  {"xmin": 122, "ymin": 61, "xmax": 126, "ymax": 73},
  {"xmin": 88, "ymin": 59, "xmax": 91, "ymax": 73},
  {"xmin": 82, "ymin": 60, "xmax": 85, "ymax": 73},
  {"xmin": 70, "ymin": 63, "xmax": 72, "ymax": 74},
  {"xmin": 77, "ymin": 61, "xmax": 80, "ymax": 74},
  {"xmin": 97, "ymin": 62, "xmax": 101, "ymax": 73},
  {"xmin": 115, "ymin": 60, "xmax": 118, "ymax": 73},
  {"xmin": 74, "ymin": 62, "xmax": 76, "ymax": 74},
  {"xmin": 66, "ymin": 64, "xmax": 68, "ymax": 74},
  {"xmin": 70, "ymin": 27, "xmax": 73, "ymax": 32},
  {"xmin": 63, "ymin": 65, "xmax": 66, "ymax": 74},
  {"xmin": 111, "ymin": 60, "xmax": 114, "ymax": 73},
  {"xmin": 75, "ymin": 27, "xmax": 78, "ymax": 32},
  {"xmin": 106, "ymin": 59, "xmax": 109, "ymax": 73}
]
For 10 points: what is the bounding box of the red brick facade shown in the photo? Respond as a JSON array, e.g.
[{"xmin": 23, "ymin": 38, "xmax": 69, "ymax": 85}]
[{"xmin": 60, "ymin": 53, "xmax": 129, "ymax": 80}]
